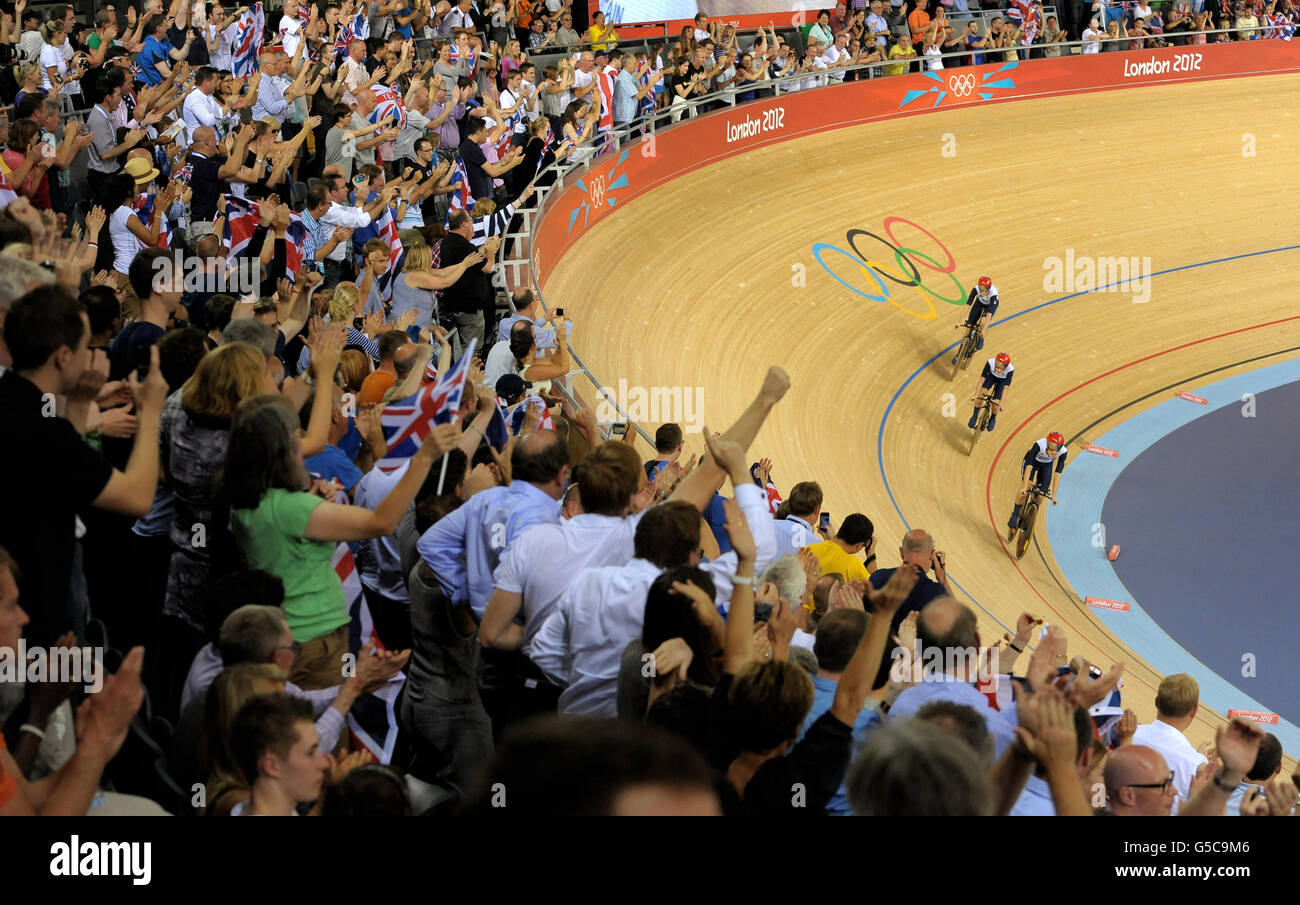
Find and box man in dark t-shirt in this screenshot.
[0,286,168,646]
[458,122,495,202]
[869,529,951,688]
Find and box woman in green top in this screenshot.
[221,386,460,691]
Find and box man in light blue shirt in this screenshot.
[799,609,884,815]
[251,51,294,125]
[496,288,572,351]
[612,55,652,125]
[417,430,569,619]
[772,481,824,555]
[888,597,1019,758]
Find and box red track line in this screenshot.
[982,313,1300,671]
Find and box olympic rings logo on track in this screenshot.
[811,216,964,321]
[949,73,976,97]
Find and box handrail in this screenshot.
[509,26,1278,445]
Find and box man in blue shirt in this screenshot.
[888,596,1019,759]
[800,609,885,815]
[137,19,178,87]
[417,430,569,619]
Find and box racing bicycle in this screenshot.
[951,321,981,380]
[1007,486,1052,560]
[967,389,1000,456]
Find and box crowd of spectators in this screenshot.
[0,0,1294,819]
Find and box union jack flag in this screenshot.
[449,44,477,69]
[1018,1,1041,44]
[222,194,262,257]
[375,337,478,472]
[233,2,266,78]
[285,215,310,282]
[369,84,408,131]
[133,194,172,249]
[484,400,510,452]
[595,69,616,133]
[447,155,475,214]
[175,162,194,185]
[508,395,555,433]
[1266,12,1295,38]
[751,464,784,516]
[334,9,371,55]
[637,69,657,119]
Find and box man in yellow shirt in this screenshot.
[803,513,876,583]
[884,34,917,76]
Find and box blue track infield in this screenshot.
[1048,359,1300,750]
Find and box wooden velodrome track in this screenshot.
[540,73,1300,762]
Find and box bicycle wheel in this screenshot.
[960,334,976,371]
[1014,500,1037,560]
[953,333,972,380]
[968,405,986,456]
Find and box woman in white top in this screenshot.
[922,23,944,70]
[492,322,570,393]
[39,21,69,93]
[105,166,178,282]
[1132,1,1154,22]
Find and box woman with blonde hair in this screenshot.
[152,342,273,702]
[201,662,288,816]
[14,61,55,108]
[389,241,486,327]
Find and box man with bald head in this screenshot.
[419,429,570,618]
[869,528,952,687]
[188,124,257,246]
[1104,745,1177,816]
[887,596,1019,757]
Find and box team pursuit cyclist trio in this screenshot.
[956,276,1069,536]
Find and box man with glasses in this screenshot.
[175,604,408,757]
[555,12,581,45]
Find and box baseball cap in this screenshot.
[495,373,530,403]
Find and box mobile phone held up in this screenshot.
[610,422,627,436]
[753,602,773,623]
[819,512,830,532]
[554,307,564,317]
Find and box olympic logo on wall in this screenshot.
[811,216,965,321]
[949,73,976,97]
[588,175,606,209]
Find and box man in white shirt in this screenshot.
[340,39,371,106]
[1130,673,1208,807]
[18,11,44,62]
[278,0,306,58]
[800,42,829,91]
[822,32,852,80]
[182,67,223,146]
[527,430,781,717]
[570,51,596,108]
[319,171,397,285]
